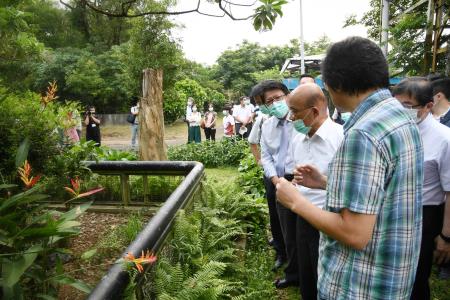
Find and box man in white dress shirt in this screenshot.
[257,80,300,288]
[286,83,344,300]
[393,77,450,300]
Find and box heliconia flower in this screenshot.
[40,80,58,107]
[64,176,104,200]
[124,250,157,273]
[18,160,41,189]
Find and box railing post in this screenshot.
[120,174,131,206]
[143,175,149,204]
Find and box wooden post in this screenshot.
[139,69,167,161]
[120,174,130,206]
[143,175,149,204]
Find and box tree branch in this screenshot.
[217,0,253,21]
[59,0,74,10]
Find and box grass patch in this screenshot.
[205,167,239,186]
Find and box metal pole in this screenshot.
[299,0,305,75]
[381,0,389,57]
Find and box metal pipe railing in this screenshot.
[85,161,205,300]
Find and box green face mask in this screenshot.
[293,119,311,134]
[260,104,271,115]
[271,100,289,119]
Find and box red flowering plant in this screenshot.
[64,176,104,206]
[17,160,41,189]
[123,250,157,273]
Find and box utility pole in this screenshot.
[299,0,305,75]
[381,0,390,57]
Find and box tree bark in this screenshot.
[139,69,167,161]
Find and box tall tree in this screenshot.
[345,0,449,75]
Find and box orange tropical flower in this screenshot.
[64,177,104,200]
[40,80,58,107]
[124,250,157,273]
[18,160,41,189]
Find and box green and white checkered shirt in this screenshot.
[318,89,423,300]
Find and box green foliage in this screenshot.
[168,138,248,167]
[0,89,59,176]
[349,0,449,75]
[238,153,265,198]
[0,1,44,88]
[0,182,92,299]
[145,176,273,299]
[253,0,288,31]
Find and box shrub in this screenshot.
[0,88,59,176]
[238,152,265,198]
[168,138,248,167]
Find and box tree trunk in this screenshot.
[139,69,167,161]
[446,36,450,76]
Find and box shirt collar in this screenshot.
[418,113,433,130]
[311,117,335,141]
[343,88,392,133]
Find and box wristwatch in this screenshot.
[439,232,450,243]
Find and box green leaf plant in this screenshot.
[0,158,102,299]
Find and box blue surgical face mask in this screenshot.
[260,104,271,115]
[293,119,311,135]
[271,100,289,119]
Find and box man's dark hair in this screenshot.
[322,37,389,95]
[427,73,444,82]
[251,80,289,104]
[300,74,314,80]
[392,77,433,107]
[432,78,450,99]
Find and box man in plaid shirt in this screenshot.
[276,37,423,299]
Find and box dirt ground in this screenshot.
[58,212,129,300]
[101,118,225,150]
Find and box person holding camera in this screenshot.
[84,106,101,146]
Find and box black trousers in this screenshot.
[410,204,444,300]
[235,123,252,139]
[263,176,286,261]
[275,174,299,283]
[296,216,320,300]
[204,127,216,141]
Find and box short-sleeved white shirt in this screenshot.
[418,114,450,205]
[223,115,235,136]
[232,104,252,124]
[290,118,344,208]
[248,113,268,145]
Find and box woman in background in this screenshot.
[187,104,202,143]
[203,102,217,141]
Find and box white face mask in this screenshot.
[188,101,193,106]
[244,100,250,105]
[209,107,214,112]
[192,107,197,112]
[405,108,421,123]
[223,111,228,116]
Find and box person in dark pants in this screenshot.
[393,78,450,300]
[255,80,299,289]
[84,106,101,146]
[203,103,217,141]
[287,83,344,300]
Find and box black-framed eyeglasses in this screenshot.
[265,94,286,106]
[401,103,422,109]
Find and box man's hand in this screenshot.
[276,178,300,210]
[271,176,280,186]
[293,164,327,190]
[434,235,450,264]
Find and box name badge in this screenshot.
[91,124,96,127]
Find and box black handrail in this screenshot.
[85,161,205,300]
